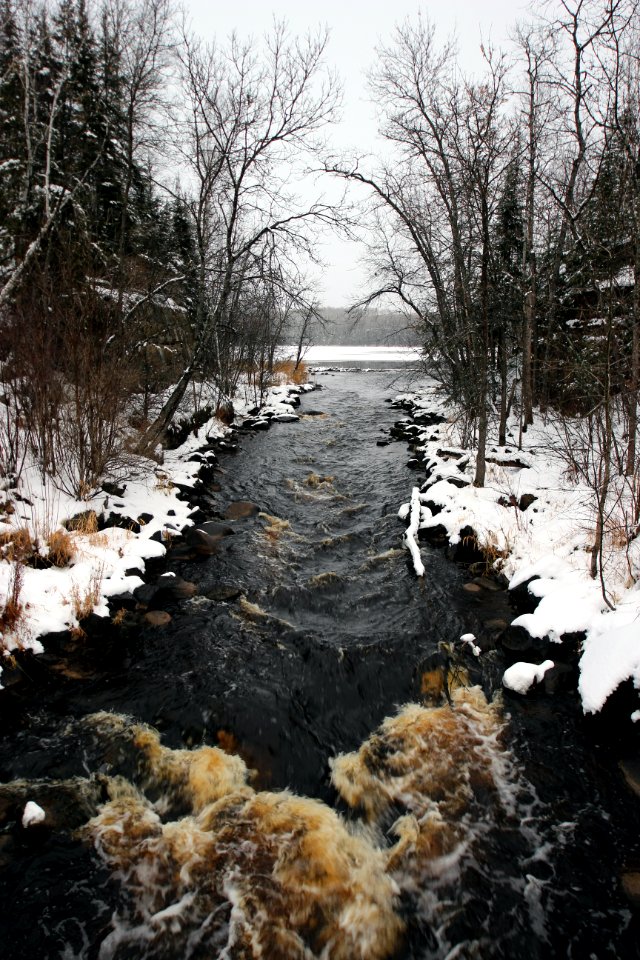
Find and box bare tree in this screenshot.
[328,17,511,484]
[139,22,341,450]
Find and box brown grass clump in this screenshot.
[305,472,334,489]
[0,561,25,645]
[270,359,309,385]
[47,529,75,567]
[65,511,99,535]
[0,527,34,562]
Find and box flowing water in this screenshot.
[0,369,639,959]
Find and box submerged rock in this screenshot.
[224,500,260,519]
[144,610,172,627]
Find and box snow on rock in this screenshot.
[579,615,640,714]
[460,633,481,656]
[503,660,554,695]
[403,487,425,577]
[22,801,46,828]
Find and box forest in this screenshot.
[0,0,639,591]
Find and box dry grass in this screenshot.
[270,359,309,385]
[70,565,104,621]
[0,561,25,646]
[47,529,75,567]
[0,527,34,562]
[67,511,99,535]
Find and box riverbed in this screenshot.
[0,369,638,959]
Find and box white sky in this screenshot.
[187,0,530,306]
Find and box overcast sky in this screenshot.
[187,0,529,306]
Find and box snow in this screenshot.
[503,660,555,695]
[395,379,640,717]
[22,801,46,827]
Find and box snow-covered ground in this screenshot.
[0,381,311,686]
[397,381,640,717]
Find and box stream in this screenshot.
[0,368,639,959]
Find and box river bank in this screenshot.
[390,382,640,732]
[0,380,314,689]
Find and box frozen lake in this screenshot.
[281,344,423,367]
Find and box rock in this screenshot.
[197,521,235,538]
[444,476,470,489]
[225,501,260,520]
[619,759,640,799]
[101,512,140,534]
[483,618,508,633]
[205,586,243,602]
[138,512,154,526]
[472,577,502,592]
[101,480,126,497]
[144,610,172,627]
[500,623,539,653]
[621,872,640,908]
[543,662,574,694]
[274,413,300,423]
[519,493,538,512]
[463,583,483,595]
[135,575,198,608]
[185,528,221,556]
[376,439,390,447]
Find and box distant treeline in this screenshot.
[287,308,419,347]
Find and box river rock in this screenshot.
[621,872,640,908]
[225,501,260,520]
[144,610,172,627]
[184,528,221,556]
[198,521,235,538]
[274,413,300,423]
[619,759,640,799]
[542,662,574,694]
[205,586,243,602]
[135,575,198,608]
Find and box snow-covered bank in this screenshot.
[395,381,640,718]
[0,381,313,685]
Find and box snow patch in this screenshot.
[503,660,554,695]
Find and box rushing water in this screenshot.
[0,369,639,959]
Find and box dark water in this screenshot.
[0,370,639,959]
